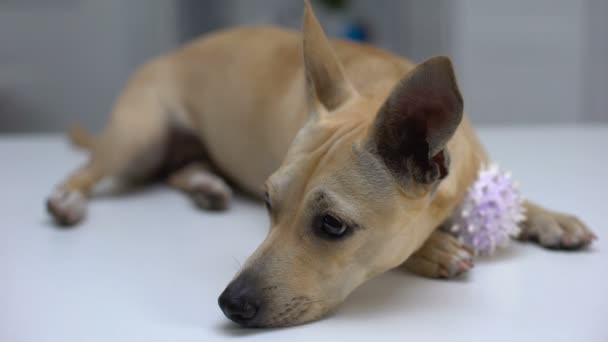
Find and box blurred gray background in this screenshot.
[1,0,606,133]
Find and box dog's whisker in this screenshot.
[305,299,325,305]
[301,296,327,306]
[231,256,242,271]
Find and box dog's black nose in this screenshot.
[218,282,261,325]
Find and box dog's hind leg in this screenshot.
[167,162,232,211]
[47,67,171,226]
[47,160,103,226]
[47,120,166,226]
[516,201,596,250]
[402,230,474,279]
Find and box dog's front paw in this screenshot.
[518,206,596,250]
[189,174,232,211]
[46,189,87,226]
[402,230,474,279]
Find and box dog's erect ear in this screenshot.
[369,56,463,186]
[302,0,356,113]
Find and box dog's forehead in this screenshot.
[350,142,395,199]
[269,132,395,213]
[267,158,307,192]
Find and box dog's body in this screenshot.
[47,2,595,328]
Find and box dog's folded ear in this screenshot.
[368,56,463,187]
[302,0,356,113]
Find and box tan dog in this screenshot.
[47,1,595,327]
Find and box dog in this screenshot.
[47,1,596,327]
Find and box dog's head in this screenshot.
[219,1,463,327]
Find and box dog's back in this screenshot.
[160,26,417,192]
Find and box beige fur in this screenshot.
[47,1,595,327]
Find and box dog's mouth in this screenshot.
[258,296,322,328]
[218,274,328,328]
[218,292,325,328]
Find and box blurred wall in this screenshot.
[583,0,608,122]
[450,0,586,124]
[0,0,177,132]
[0,0,605,133]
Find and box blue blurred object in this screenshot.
[343,21,368,42]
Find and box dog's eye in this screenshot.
[263,192,271,211]
[319,214,348,238]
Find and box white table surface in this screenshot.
[1,125,607,342]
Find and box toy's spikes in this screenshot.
[444,164,525,255]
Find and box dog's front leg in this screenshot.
[167,162,232,211]
[402,230,474,279]
[517,201,596,250]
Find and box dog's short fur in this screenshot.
[47,1,595,327]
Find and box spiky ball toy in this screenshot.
[445,164,525,255]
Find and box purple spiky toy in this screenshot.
[446,164,526,255]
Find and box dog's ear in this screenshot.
[302,0,356,113]
[369,56,463,187]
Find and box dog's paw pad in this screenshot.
[189,175,232,211]
[46,189,87,226]
[521,212,596,250]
